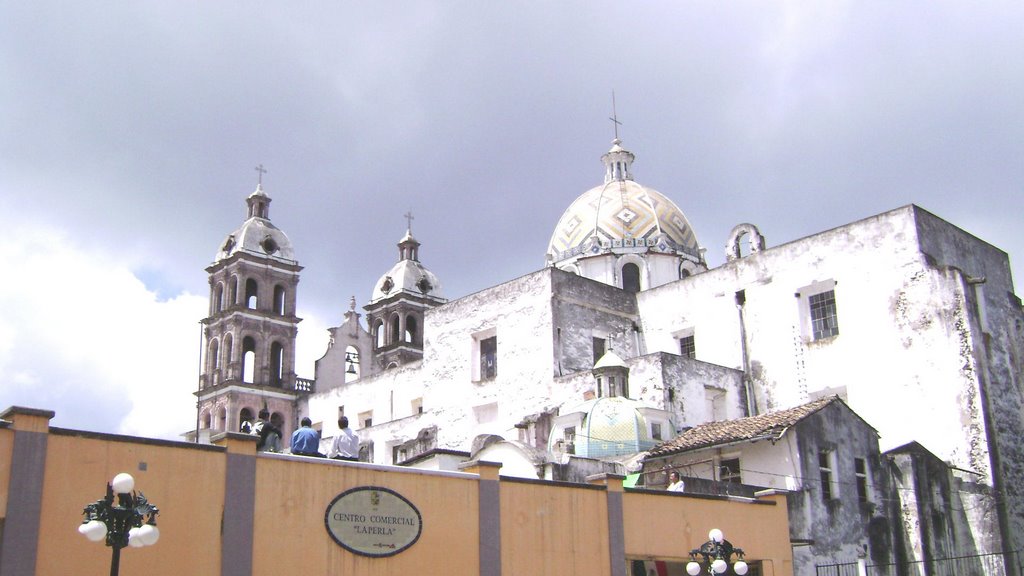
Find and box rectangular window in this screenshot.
[563,426,576,443]
[809,290,839,340]
[480,336,497,379]
[473,329,498,381]
[819,449,837,501]
[593,336,607,365]
[411,398,423,416]
[679,335,696,359]
[855,457,870,503]
[651,422,663,441]
[720,458,741,483]
[359,410,373,429]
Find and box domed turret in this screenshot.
[546,139,706,291]
[364,221,447,371]
[369,230,444,304]
[548,397,673,458]
[214,184,296,263]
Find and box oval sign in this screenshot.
[324,486,423,557]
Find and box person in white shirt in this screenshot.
[666,471,685,492]
[329,416,360,461]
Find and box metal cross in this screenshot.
[254,164,267,185]
[609,92,622,140]
[404,211,414,233]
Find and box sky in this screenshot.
[1,2,1022,440]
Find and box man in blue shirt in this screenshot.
[290,417,322,457]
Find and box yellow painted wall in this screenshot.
[0,415,794,576]
[624,491,794,575]
[501,481,611,575]
[253,456,480,574]
[35,432,226,575]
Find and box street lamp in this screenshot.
[79,473,160,576]
[686,528,748,575]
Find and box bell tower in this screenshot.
[194,176,306,442]
[364,218,447,371]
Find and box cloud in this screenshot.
[0,218,206,439]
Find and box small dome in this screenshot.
[214,184,295,263]
[593,350,627,370]
[369,229,445,304]
[547,140,701,266]
[370,259,445,303]
[550,397,660,458]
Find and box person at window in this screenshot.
[290,417,322,457]
[329,416,360,461]
[666,471,685,492]
[252,409,281,452]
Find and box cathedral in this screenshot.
[195,137,1024,574]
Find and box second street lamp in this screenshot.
[686,528,748,575]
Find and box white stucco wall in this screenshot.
[638,207,994,476]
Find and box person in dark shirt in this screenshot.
[252,409,282,452]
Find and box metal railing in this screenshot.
[816,550,1020,576]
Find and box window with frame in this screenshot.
[819,449,838,501]
[679,335,696,359]
[809,290,839,340]
[473,330,498,381]
[359,410,373,429]
[854,457,870,503]
[719,458,741,483]
[593,336,607,365]
[651,422,663,441]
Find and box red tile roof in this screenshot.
[648,396,842,457]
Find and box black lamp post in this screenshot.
[686,528,748,575]
[79,473,160,576]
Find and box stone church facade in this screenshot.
[198,137,1024,572]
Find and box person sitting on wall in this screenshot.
[328,416,360,461]
[290,417,323,457]
[666,470,685,492]
[252,409,282,452]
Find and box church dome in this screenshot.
[214,184,296,263]
[549,396,661,458]
[369,230,445,303]
[546,140,701,266]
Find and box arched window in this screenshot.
[218,407,227,430]
[373,319,385,349]
[405,315,418,344]
[344,346,361,383]
[208,340,220,375]
[273,285,286,315]
[390,314,400,346]
[239,408,254,432]
[245,279,258,309]
[213,282,224,313]
[270,341,284,387]
[622,263,641,293]
[201,411,212,429]
[242,336,257,384]
[228,276,238,307]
